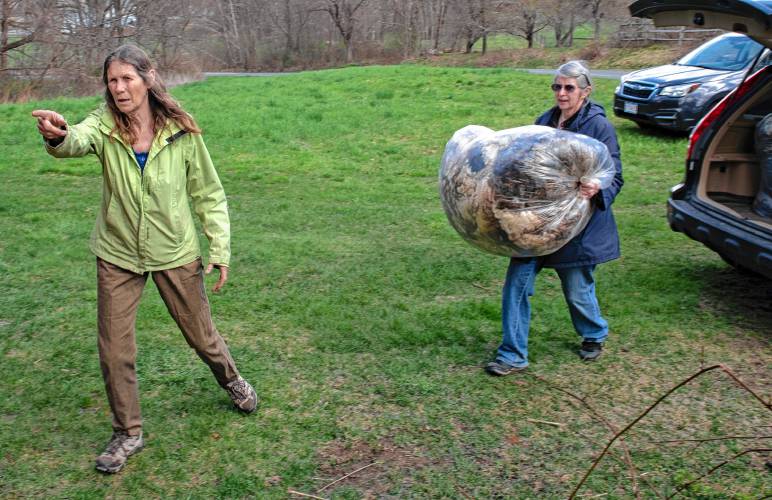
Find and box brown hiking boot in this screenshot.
[95,431,144,473]
[225,377,258,413]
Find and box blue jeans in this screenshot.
[496,259,608,367]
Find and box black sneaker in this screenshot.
[579,341,603,361]
[485,360,527,376]
[95,431,144,473]
[225,377,258,413]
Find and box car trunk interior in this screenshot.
[697,77,772,227]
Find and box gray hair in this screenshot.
[555,60,592,90]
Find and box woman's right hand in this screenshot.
[31,110,68,140]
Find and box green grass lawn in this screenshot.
[0,66,770,498]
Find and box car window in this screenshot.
[678,34,764,71]
[752,49,772,73]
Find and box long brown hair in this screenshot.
[102,44,200,145]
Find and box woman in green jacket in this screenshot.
[32,44,257,474]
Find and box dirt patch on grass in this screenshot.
[313,437,438,497]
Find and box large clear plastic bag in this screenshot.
[753,114,772,218]
[439,125,616,257]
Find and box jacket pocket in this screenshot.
[104,193,124,242]
[171,192,183,246]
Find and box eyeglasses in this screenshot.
[551,83,578,92]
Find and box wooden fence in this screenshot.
[615,21,724,47]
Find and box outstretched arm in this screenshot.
[33,108,103,158]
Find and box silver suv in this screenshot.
[613,32,769,132]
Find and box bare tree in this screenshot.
[546,0,581,47]
[585,0,627,41]
[133,0,200,70]
[1,0,57,71]
[385,0,421,58]
[429,0,450,51]
[500,0,550,49]
[313,0,369,63]
[455,0,487,54]
[267,0,315,65]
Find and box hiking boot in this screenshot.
[225,377,258,413]
[579,341,603,362]
[485,360,528,376]
[95,431,144,474]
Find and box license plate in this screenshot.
[624,101,638,114]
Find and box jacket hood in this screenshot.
[576,101,607,127]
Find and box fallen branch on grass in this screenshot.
[472,282,496,292]
[569,364,771,499]
[527,418,566,428]
[651,435,772,444]
[287,489,328,500]
[524,373,643,499]
[317,461,380,493]
[667,448,772,498]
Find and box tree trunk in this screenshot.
[525,14,535,49]
[464,33,478,53]
[554,22,564,48]
[345,34,353,62]
[1,0,9,70]
[321,0,368,64]
[432,1,447,51]
[284,1,293,61]
[479,0,486,54]
[592,0,602,41]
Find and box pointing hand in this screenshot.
[32,110,68,140]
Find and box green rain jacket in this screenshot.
[45,107,230,274]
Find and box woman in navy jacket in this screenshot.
[486,60,624,375]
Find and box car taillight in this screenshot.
[686,66,769,160]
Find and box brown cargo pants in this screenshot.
[96,257,240,436]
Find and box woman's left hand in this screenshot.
[206,263,229,292]
[580,179,600,199]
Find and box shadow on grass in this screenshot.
[625,122,690,140]
[696,266,772,334]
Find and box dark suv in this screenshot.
[630,0,772,279]
[613,32,769,132]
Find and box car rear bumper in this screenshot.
[667,197,772,278]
